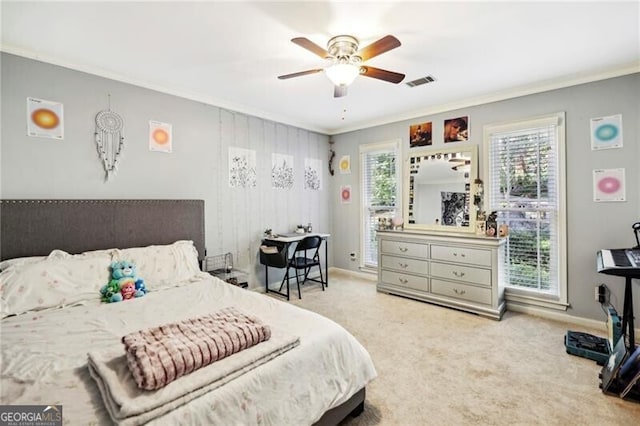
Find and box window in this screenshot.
[484,113,567,309]
[360,140,400,269]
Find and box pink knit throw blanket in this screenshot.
[122,307,271,390]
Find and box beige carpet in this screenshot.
[279,270,640,425]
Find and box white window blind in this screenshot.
[360,141,399,267]
[487,114,565,299]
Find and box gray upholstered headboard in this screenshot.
[0,200,205,262]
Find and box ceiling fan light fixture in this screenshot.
[325,63,360,87]
[281,34,403,96]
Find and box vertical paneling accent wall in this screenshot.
[0,53,330,288]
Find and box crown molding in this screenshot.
[0,45,327,135]
[3,45,638,136]
[331,61,640,135]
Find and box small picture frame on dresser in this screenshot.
[485,211,498,237]
[486,221,497,237]
[475,220,486,236]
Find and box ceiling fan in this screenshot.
[278,34,405,98]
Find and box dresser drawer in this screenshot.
[431,279,492,305]
[431,245,491,266]
[381,240,429,259]
[381,270,428,292]
[430,261,491,286]
[381,255,429,276]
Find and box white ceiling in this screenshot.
[2,1,639,135]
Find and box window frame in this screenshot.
[483,112,568,310]
[359,139,401,270]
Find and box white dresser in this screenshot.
[377,230,506,320]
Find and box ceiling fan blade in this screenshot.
[360,66,405,84]
[278,69,323,80]
[291,37,330,59]
[334,85,348,98]
[357,35,401,61]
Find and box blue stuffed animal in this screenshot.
[100,260,147,303]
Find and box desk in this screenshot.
[261,233,330,299]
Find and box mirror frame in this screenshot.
[403,145,478,232]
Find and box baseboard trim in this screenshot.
[261,268,640,338]
[329,266,377,282]
[507,302,640,337]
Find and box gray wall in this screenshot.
[330,73,640,322]
[3,52,639,322]
[0,53,331,289]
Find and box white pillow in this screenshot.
[47,248,119,260]
[0,253,111,318]
[111,240,201,288]
[0,249,75,272]
[0,256,47,272]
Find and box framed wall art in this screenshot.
[339,155,351,174]
[304,158,322,190]
[229,147,257,188]
[272,153,294,189]
[27,97,64,139]
[591,114,622,150]
[593,168,625,202]
[149,120,172,153]
[444,116,468,143]
[410,121,432,147]
[341,185,352,204]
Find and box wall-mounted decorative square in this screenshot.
[591,114,622,150]
[593,168,625,202]
[409,121,432,147]
[229,147,257,188]
[339,155,351,174]
[149,120,172,153]
[341,185,352,204]
[27,97,64,139]
[444,116,468,143]
[272,153,294,189]
[304,158,322,190]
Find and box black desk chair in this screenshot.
[285,235,326,299]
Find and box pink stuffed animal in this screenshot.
[120,279,136,300]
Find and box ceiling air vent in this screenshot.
[406,75,436,88]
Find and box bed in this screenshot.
[0,199,376,425]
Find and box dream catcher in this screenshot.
[95,96,124,180]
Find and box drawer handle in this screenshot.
[452,252,466,258]
[398,278,408,284]
[398,263,409,269]
[452,271,466,278]
[453,288,466,295]
[399,247,408,252]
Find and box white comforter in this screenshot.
[0,274,377,425]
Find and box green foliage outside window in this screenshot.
[365,152,397,265]
[506,226,552,291]
[371,154,397,207]
[496,133,555,292]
